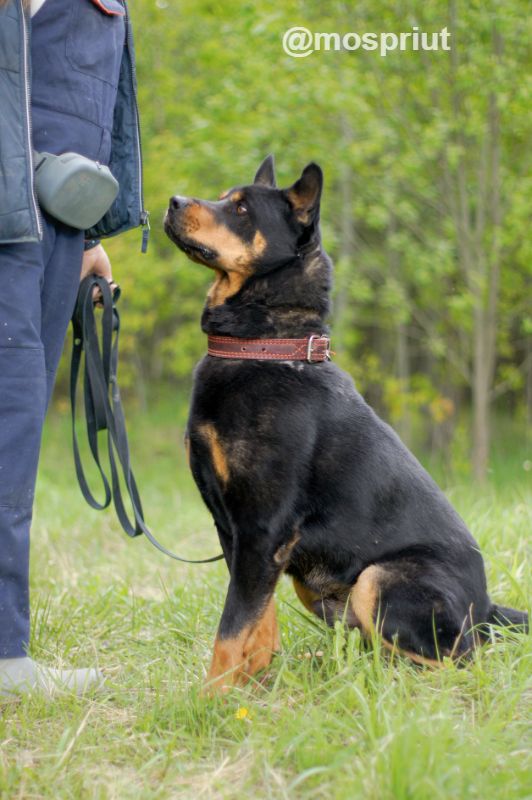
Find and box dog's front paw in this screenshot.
[203,598,280,695]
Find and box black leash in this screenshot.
[70,276,224,564]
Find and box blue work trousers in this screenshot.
[0,218,83,656]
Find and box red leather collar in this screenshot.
[207,334,332,362]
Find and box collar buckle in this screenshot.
[307,334,331,363]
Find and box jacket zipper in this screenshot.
[123,0,150,252]
[20,0,42,239]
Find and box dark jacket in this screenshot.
[0,0,148,245]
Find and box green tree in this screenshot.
[60,0,530,480]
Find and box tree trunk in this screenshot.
[526,336,532,432]
[388,213,411,444]
[448,1,502,481]
[471,28,503,481]
[334,115,357,357]
[472,310,491,480]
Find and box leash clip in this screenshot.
[307,334,331,363]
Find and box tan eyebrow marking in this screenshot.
[218,189,244,202]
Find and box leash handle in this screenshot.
[71,276,224,564]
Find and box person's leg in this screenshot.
[39,217,85,406]
[0,218,102,698]
[0,240,46,659]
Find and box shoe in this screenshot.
[0,657,104,700]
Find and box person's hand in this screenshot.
[80,243,119,304]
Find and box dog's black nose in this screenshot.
[170,196,181,210]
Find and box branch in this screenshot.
[490,353,532,401]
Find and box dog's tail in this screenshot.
[486,603,529,633]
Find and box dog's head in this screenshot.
[164,156,323,306]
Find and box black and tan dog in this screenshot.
[164,156,528,692]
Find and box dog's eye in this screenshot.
[235,202,248,215]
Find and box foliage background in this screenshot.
[56,0,531,480]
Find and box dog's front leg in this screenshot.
[205,533,282,694]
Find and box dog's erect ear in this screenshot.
[285,163,323,225]
[254,154,277,188]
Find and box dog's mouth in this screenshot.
[176,237,217,264]
[164,215,218,266]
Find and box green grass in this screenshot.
[0,405,530,799]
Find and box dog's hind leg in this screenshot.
[293,578,359,627]
[349,562,477,666]
[292,577,320,615]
